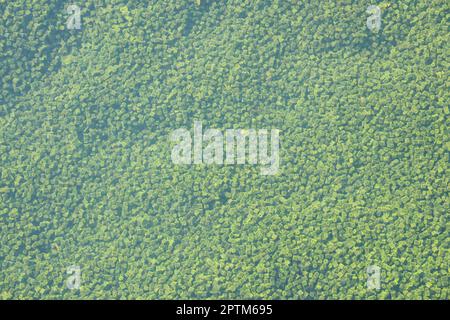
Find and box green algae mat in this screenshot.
[0,1,448,299]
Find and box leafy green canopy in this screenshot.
[0,0,448,299]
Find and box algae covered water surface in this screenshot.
[0,0,448,299]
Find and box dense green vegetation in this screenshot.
[0,0,448,299]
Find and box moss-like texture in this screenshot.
[0,0,448,299]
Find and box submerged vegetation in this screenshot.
[0,0,448,299]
